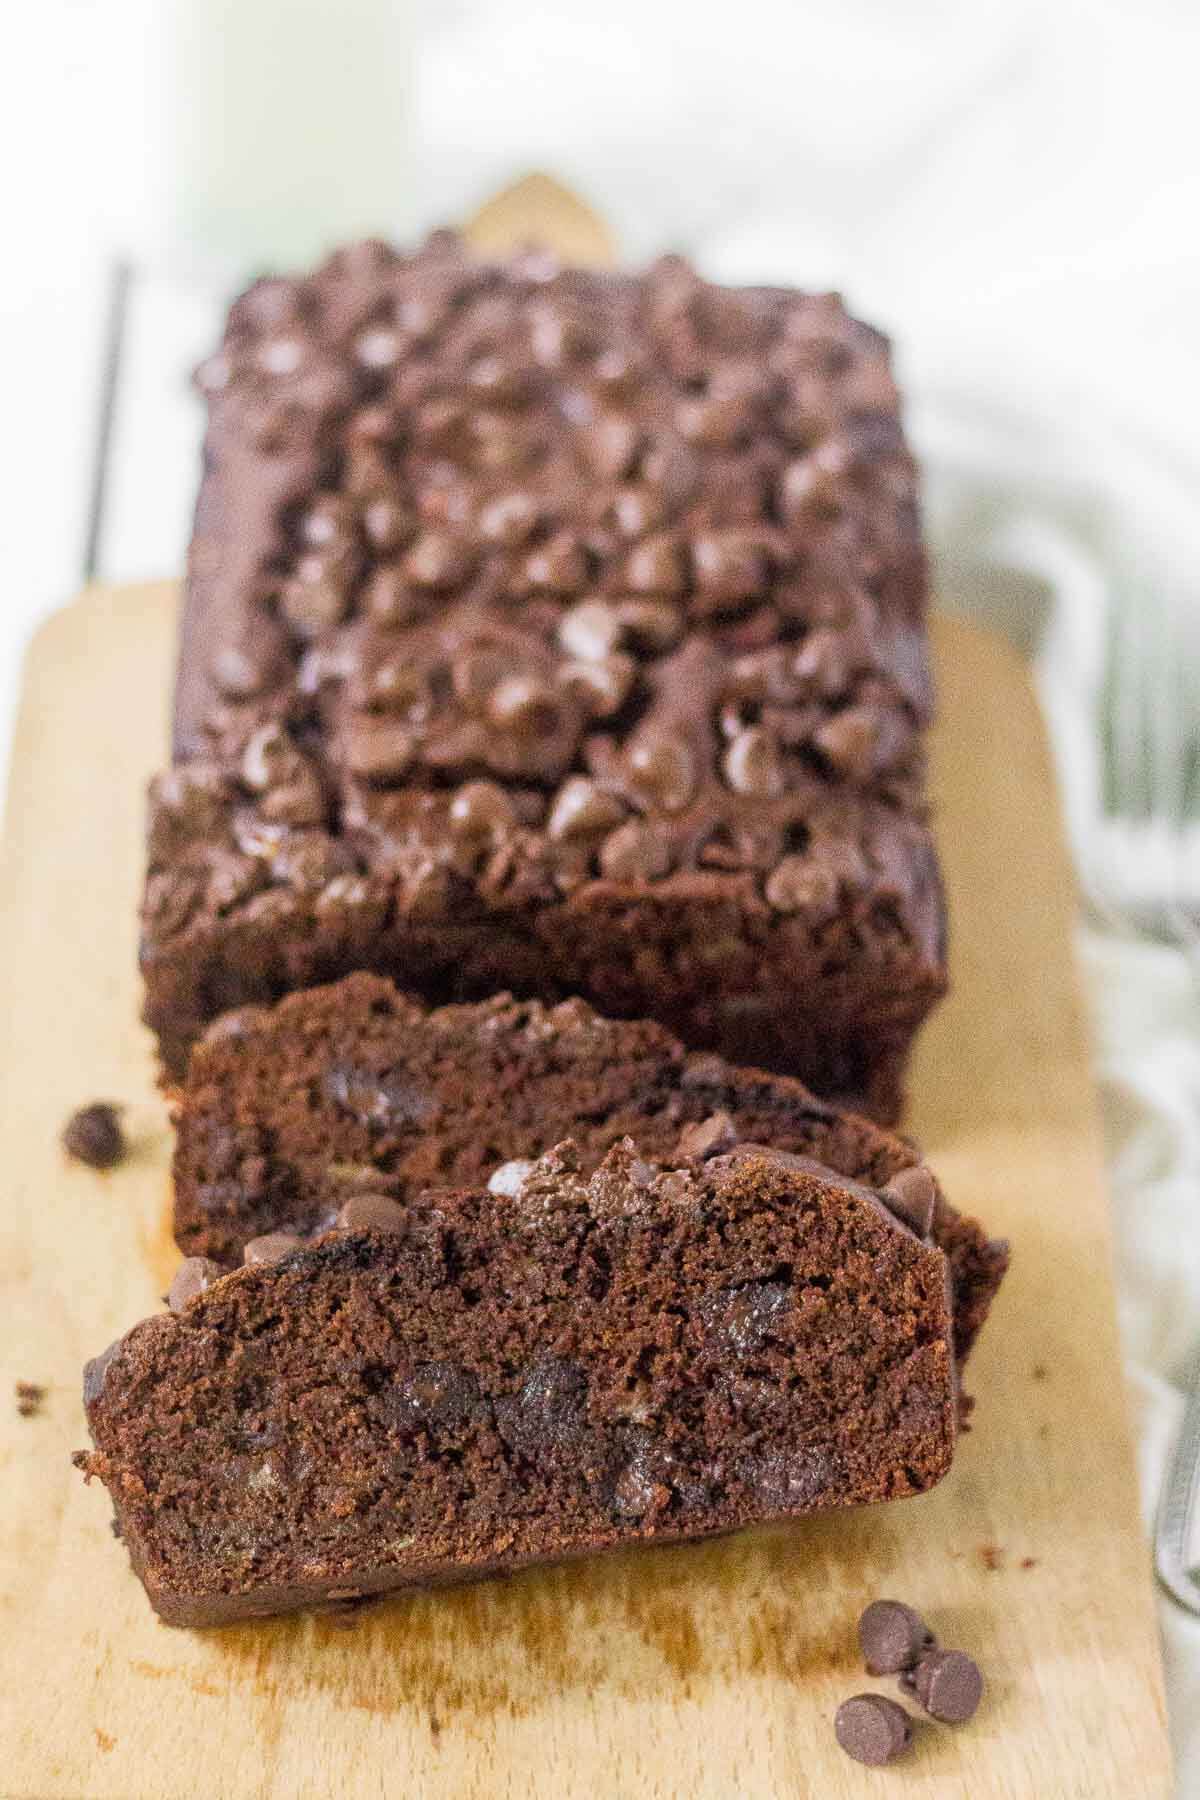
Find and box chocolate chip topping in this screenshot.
[903,1648,984,1724]
[151,234,942,1049]
[168,1257,224,1313]
[834,1694,914,1767]
[880,1166,937,1238]
[857,1599,936,1674]
[243,1232,305,1265]
[336,1193,408,1233]
[487,1159,535,1197]
[676,1111,738,1161]
[62,1102,126,1170]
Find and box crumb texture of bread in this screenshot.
[173,974,1006,1366]
[81,1143,956,1626]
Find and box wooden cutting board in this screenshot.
[0,184,1173,1798]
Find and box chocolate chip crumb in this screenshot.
[834,1694,913,1766]
[857,1599,936,1674]
[903,1648,983,1724]
[15,1381,45,1418]
[62,1103,126,1169]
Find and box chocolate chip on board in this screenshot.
[858,1598,937,1674]
[834,1694,914,1767]
[62,1102,126,1170]
[903,1648,984,1724]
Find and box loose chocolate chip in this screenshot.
[448,780,517,838]
[244,1233,305,1266]
[168,1257,224,1313]
[723,726,786,797]
[858,1600,936,1675]
[626,732,696,812]
[880,1167,937,1238]
[904,1649,983,1724]
[676,1111,737,1161]
[15,1380,46,1418]
[834,1695,913,1767]
[487,1159,535,1197]
[558,599,622,662]
[764,854,841,918]
[478,490,540,547]
[547,777,627,841]
[624,532,687,596]
[815,706,881,781]
[336,1194,408,1233]
[62,1103,126,1170]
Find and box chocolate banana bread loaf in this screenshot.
[174,974,1006,1368]
[78,1141,957,1627]
[142,232,945,1120]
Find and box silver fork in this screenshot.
[1085,568,1200,1613]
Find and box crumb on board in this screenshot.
[61,1101,127,1170]
[1021,1556,1038,1570]
[1031,1363,1049,1381]
[978,1543,1005,1572]
[15,1381,46,1418]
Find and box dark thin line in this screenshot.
[82,257,133,584]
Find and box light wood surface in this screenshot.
[0,175,1172,1797]
[0,589,1171,1798]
